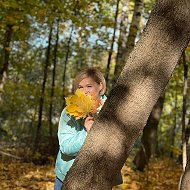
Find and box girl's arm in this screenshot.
[58,109,87,157]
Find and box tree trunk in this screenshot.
[180,157,190,190]
[181,51,188,171]
[185,120,190,145]
[113,0,144,85]
[62,25,74,109]
[0,24,13,99]
[34,25,53,151]
[49,18,59,138]
[112,0,129,85]
[124,0,144,61]
[104,0,120,84]
[62,1,79,109]
[133,92,165,171]
[177,52,189,189]
[179,121,190,189]
[63,1,190,189]
[170,81,178,158]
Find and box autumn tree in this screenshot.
[113,0,144,84]
[63,0,190,189]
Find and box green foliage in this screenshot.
[3,0,187,161]
[158,54,190,157]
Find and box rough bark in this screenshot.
[133,93,165,171]
[63,1,190,189]
[180,157,190,190]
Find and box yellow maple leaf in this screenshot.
[65,89,101,119]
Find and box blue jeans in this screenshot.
[54,177,63,190]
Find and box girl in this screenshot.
[54,68,107,190]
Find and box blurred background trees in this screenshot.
[0,0,190,170]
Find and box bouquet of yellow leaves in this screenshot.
[65,89,102,120]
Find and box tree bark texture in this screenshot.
[63,1,190,189]
[180,157,190,190]
[133,93,165,171]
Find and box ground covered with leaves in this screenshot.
[0,154,182,190]
[115,157,182,190]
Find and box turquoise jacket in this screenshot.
[54,96,106,182]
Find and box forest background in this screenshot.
[0,0,190,189]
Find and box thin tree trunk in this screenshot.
[34,25,53,151]
[113,0,144,85]
[181,51,188,171]
[0,25,13,100]
[112,0,129,85]
[133,92,165,171]
[170,81,178,158]
[104,0,120,84]
[124,0,144,61]
[185,120,190,144]
[62,25,74,109]
[62,1,79,109]
[63,1,190,189]
[49,18,59,138]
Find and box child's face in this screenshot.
[78,77,103,99]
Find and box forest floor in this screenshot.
[0,148,182,190]
[0,142,182,190]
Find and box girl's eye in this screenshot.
[87,85,92,88]
[78,86,83,89]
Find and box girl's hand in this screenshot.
[84,116,94,132]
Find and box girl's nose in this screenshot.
[84,89,89,95]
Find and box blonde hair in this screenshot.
[73,68,106,95]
